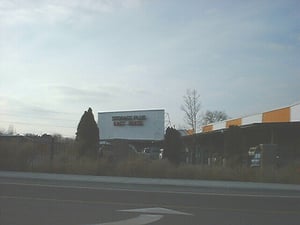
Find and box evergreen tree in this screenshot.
[76,107,99,157]
[163,127,183,165]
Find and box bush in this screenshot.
[0,141,39,171]
[1,139,300,184]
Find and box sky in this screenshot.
[0,0,300,137]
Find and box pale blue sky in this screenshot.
[0,0,299,137]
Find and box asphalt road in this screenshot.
[0,172,300,225]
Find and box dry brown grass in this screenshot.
[1,142,299,184]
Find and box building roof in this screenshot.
[178,129,195,136]
[202,102,300,133]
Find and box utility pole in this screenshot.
[165,112,173,128]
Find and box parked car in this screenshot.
[143,147,161,160]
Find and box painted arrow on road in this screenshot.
[90,207,192,225]
[95,214,163,225]
[119,207,192,215]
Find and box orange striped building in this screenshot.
[182,103,300,165]
[202,103,300,133]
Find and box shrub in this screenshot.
[1,139,299,184]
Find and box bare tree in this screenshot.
[7,124,15,135]
[181,89,201,133]
[202,110,229,125]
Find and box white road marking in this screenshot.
[89,214,163,225]
[119,207,192,216]
[89,207,191,225]
[1,181,300,199]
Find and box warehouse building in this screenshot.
[183,103,300,165]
